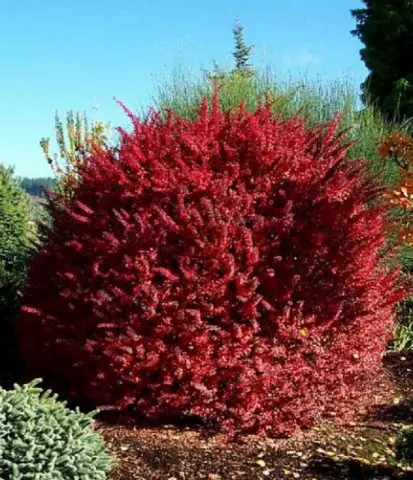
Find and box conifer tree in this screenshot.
[351,0,413,120]
[0,164,31,381]
[232,20,254,75]
[0,165,31,312]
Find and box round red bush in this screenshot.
[17,98,404,436]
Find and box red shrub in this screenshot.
[17,98,404,436]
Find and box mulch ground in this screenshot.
[2,351,413,479]
[98,352,413,480]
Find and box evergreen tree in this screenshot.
[232,20,254,75]
[0,165,31,302]
[351,0,413,121]
[0,165,31,382]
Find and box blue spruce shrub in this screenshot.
[0,379,114,479]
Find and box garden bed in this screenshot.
[99,351,413,480]
[2,351,413,479]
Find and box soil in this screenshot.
[98,351,413,480]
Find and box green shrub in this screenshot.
[0,379,114,479]
[396,426,413,463]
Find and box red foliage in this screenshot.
[17,98,405,436]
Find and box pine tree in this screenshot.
[351,0,413,121]
[232,20,254,75]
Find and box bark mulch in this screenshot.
[98,351,413,480]
[3,350,413,479]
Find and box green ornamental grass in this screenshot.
[153,66,407,184]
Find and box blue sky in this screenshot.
[1,0,366,177]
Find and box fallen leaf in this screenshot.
[300,328,308,337]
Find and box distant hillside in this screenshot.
[19,177,56,197]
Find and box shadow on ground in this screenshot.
[307,454,410,480]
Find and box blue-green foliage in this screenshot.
[0,379,114,480]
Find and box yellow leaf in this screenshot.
[256,459,266,467]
